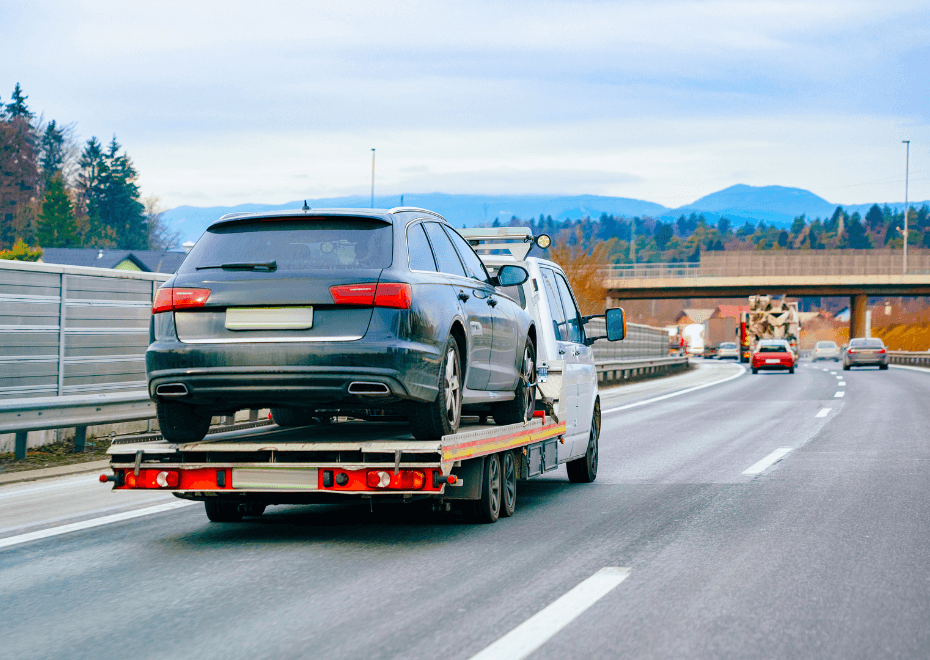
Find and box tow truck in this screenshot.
[102,226,625,523]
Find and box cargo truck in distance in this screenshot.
[103,218,626,524]
[739,295,800,363]
[702,316,738,359]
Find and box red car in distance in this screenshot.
[751,339,795,374]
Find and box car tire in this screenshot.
[157,400,212,443]
[567,400,600,484]
[204,499,243,523]
[409,337,462,440]
[492,340,536,426]
[500,451,517,518]
[751,367,758,374]
[271,407,315,427]
[471,454,502,523]
[789,366,795,374]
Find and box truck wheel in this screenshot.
[500,451,517,518]
[492,340,536,426]
[880,364,888,370]
[157,400,212,443]
[567,401,600,484]
[204,499,243,523]
[410,338,462,440]
[843,364,850,371]
[472,454,502,523]
[271,407,315,427]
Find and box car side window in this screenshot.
[443,225,491,284]
[554,273,583,344]
[540,268,568,342]
[407,223,437,272]
[422,223,467,278]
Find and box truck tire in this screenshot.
[880,364,889,370]
[492,340,536,426]
[843,364,850,371]
[240,501,266,517]
[271,407,315,427]
[204,499,243,523]
[157,400,212,443]
[567,400,600,484]
[471,454,502,523]
[500,451,517,518]
[410,338,462,440]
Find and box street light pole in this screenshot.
[371,148,376,209]
[903,140,910,274]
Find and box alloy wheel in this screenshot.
[444,348,461,427]
[488,454,502,515]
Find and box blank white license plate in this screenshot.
[231,468,318,489]
[766,358,781,364]
[225,306,313,330]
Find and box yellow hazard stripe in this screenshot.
[443,422,567,462]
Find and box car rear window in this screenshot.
[758,343,789,353]
[180,217,393,273]
[816,341,837,348]
[720,342,737,349]
[850,339,884,348]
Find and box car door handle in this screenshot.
[572,348,581,356]
[558,348,566,355]
[458,292,469,302]
[487,299,497,307]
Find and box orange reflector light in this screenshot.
[366,469,425,490]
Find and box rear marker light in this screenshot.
[156,471,180,488]
[153,287,211,313]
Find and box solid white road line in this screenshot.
[603,365,746,414]
[835,391,845,397]
[743,447,793,475]
[468,567,631,660]
[0,475,95,500]
[816,408,831,418]
[0,500,196,550]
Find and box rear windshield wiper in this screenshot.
[196,261,277,271]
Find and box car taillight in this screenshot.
[877,348,886,354]
[848,349,856,354]
[153,288,211,313]
[330,283,412,309]
[366,469,425,489]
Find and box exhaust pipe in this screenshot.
[348,382,391,395]
[155,383,189,397]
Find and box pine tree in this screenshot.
[36,173,78,247]
[39,120,66,187]
[0,85,40,249]
[5,83,33,120]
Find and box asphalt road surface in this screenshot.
[2,360,929,660]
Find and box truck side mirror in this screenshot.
[606,308,626,341]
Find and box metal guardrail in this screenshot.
[889,351,930,367]
[596,355,689,382]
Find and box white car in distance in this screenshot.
[461,228,625,482]
[812,340,841,362]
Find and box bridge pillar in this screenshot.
[850,294,868,340]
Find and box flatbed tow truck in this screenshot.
[102,225,622,523]
[103,413,567,523]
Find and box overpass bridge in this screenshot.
[603,249,930,338]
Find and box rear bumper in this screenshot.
[752,361,793,370]
[147,339,439,409]
[845,355,888,366]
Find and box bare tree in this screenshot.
[144,196,180,250]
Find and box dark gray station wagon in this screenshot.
[148,207,537,442]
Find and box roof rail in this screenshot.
[387,207,447,221]
[218,211,257,221]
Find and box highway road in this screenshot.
[2,360,929,660]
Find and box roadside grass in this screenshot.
[0,437,113,474]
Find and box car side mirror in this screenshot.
[495,264,529,287]
[606,308,626,341]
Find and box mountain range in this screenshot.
[162,185,928,245]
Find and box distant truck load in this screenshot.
[682,323,705,356]
[738,295,800,362]
[702,316,738,359]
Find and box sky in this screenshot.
[3,0,929,210]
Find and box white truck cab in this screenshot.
[461,228,625,480]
